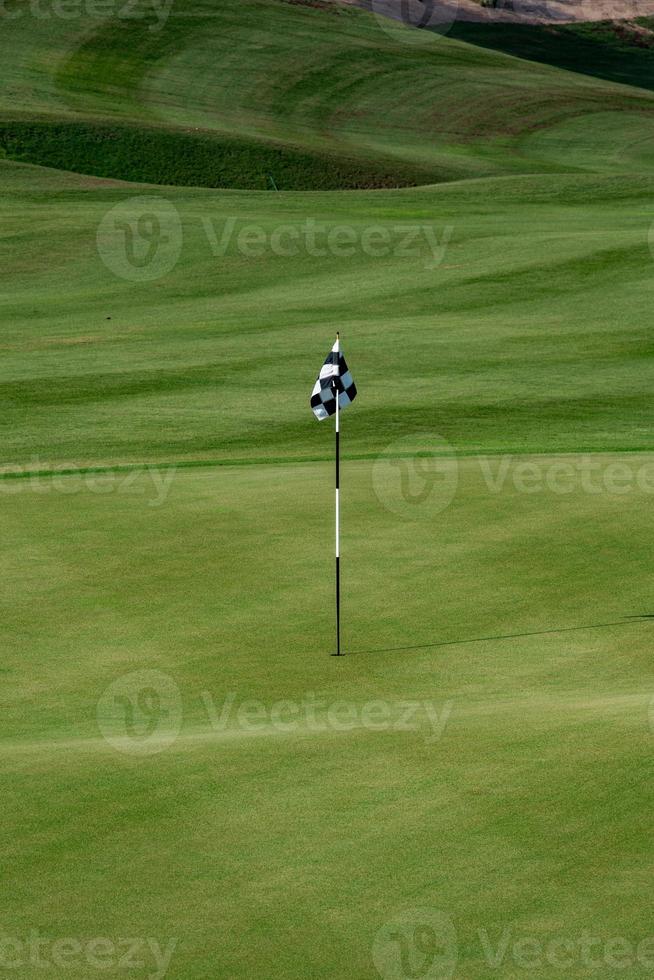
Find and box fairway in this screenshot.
[3,0,654,977]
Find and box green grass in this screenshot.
[2,164,654,466]
[5,0,654,186]
[0,118,439,189]
[450,18,654,93]
[4,0,654,976]
[3,457,654,978]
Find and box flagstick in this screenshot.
[333,335,342,657]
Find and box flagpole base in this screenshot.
[331,652,344,657]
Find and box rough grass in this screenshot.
[450,17,654,92]
[3,0,654,187]
[0,119,439,190]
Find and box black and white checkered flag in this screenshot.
[310,334,357,656]
[310,337,357,421]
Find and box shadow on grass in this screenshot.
[350,617,653,656]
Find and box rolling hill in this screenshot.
[4,0,654,187]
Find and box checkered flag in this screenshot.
[310,334,357,656]
[310,336,357,421]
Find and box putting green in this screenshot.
[3,457,654,978]
[3,0,654,976]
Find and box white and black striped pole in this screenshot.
[333,333,342,657]
[311,331,356,656]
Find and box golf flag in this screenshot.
[310,337,357,421]
[310,334,357,656]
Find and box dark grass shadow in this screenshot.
[349,617,654,656]
[447,22,654,97]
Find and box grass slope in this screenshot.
[2,163,654,466]
[0,119,437,190]
[450,17,654,93]
[4,0,654,186]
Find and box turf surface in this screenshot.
[5,0,654,186]
[3,1,654,978]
